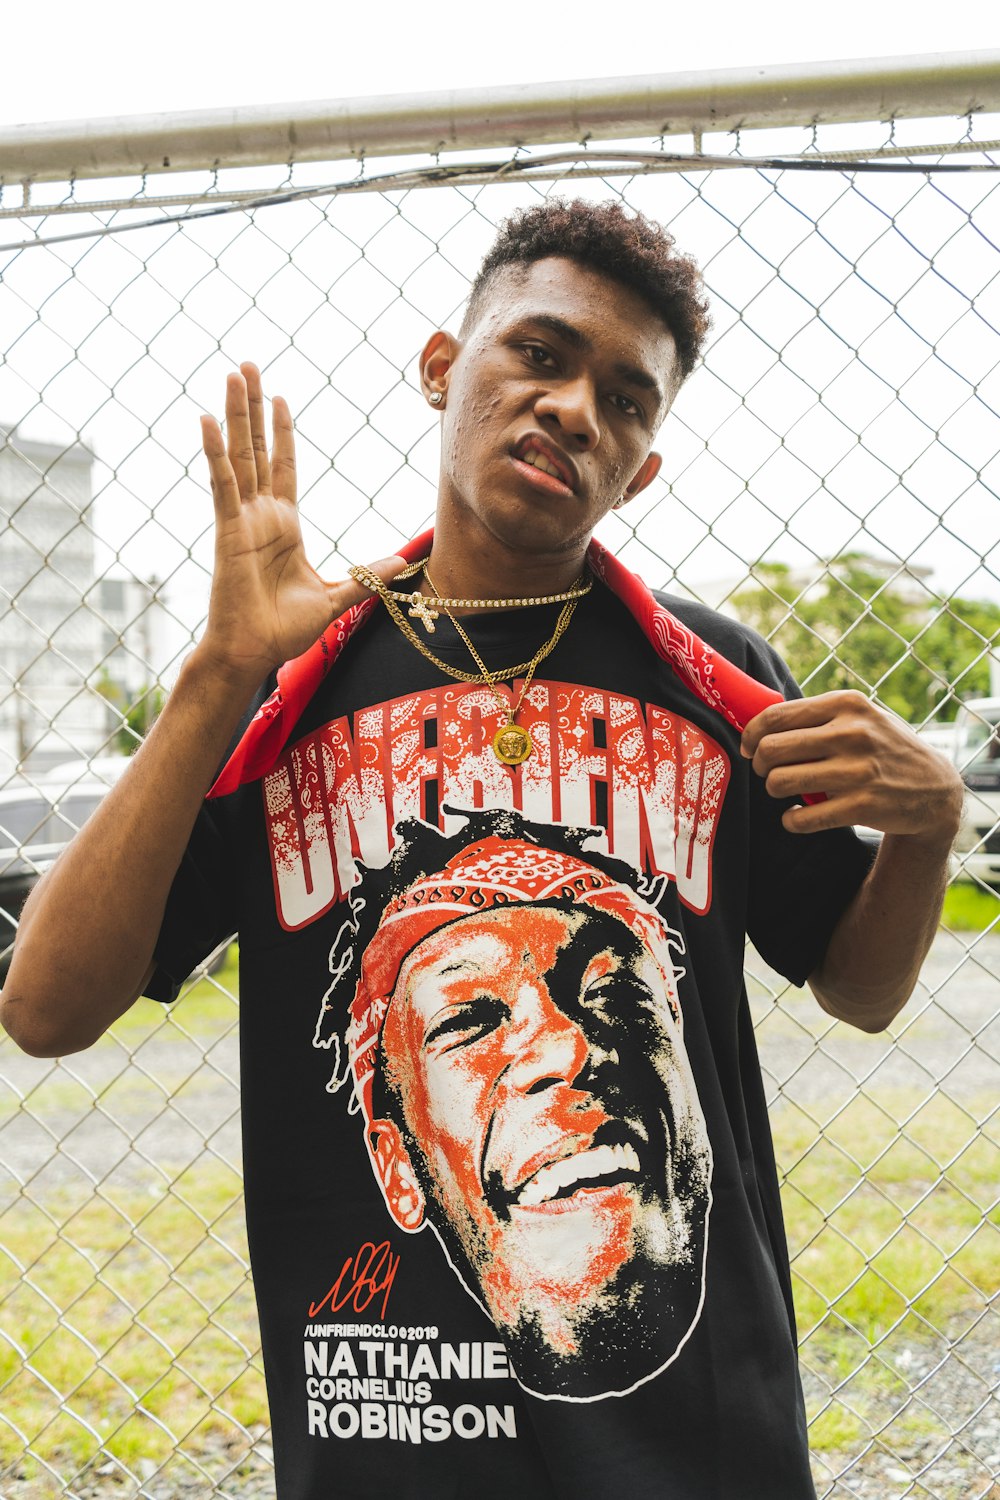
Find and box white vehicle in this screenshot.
[0,763,130,977]
[951,698,1000,889]
[1,756,232,981]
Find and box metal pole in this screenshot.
[2,50,998,185]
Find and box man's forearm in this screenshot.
[0,651,258,1057]
[807,829,953,1033]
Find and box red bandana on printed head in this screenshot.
[346,835,684,1128]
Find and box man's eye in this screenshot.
[581,980,620,1016]
[522,344,555,367]
[424,994,506,1051]
[611,394,641,418]
[583,976,654,1016]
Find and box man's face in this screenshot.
[377,902,709,1377]
[423,256,681,561]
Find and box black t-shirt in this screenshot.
[149,580,874,1500]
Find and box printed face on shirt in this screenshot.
[371,899,711,1399]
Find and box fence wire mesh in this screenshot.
[0,101,998,1500]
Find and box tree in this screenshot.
[95,672,165,754]
[730,556,1000,723]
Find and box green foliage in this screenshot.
[731,556,1000,723]
[942,882,1000,931]
[94,672,166,754]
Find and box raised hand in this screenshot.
[197,363,404,691]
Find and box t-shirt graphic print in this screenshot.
[267,679,721,1407]
[150,586,871,1498]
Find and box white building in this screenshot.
[1,435,169,776]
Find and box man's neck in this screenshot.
[422,512,591,614]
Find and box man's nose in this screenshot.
[507,986,592,1094]
[534,378,600,450]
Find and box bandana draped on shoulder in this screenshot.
[207,527,804,800]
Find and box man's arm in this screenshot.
[741,691,964,1033]
[0,364,404,1058]
[0,655,263,1056]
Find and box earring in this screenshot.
[429,391,443,406]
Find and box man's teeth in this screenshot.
[517,1143,641,1207]
[522,450,565,482]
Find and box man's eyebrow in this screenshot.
[527,313,590,351]
[438,958,480,975]
[523,313,664,409]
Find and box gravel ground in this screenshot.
[2,930,997,1498]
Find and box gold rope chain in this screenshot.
[348,561,584,686]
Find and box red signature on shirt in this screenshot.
[307,1240,400,1322]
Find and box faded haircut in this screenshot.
[461,197,711,383]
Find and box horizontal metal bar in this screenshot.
[2,50,999,185]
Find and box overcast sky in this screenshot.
[4,0,998,127]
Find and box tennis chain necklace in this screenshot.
[369,555,591,634]
[348,557,587,764]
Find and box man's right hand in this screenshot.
[197,362,405,692]
[0,365,407,1056]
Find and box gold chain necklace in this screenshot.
[370,555,591,634]
[424,566,571,765]
[349,561,584,764]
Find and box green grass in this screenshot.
[942,881,1000,931]
[777,1090,999,1456]
[2,947,997,1488]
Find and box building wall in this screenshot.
[0,438,107,775]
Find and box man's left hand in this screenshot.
[741,690,964,843]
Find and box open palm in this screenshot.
[200,363,400,690]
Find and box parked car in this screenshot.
[950,698,1000,889]
[0,765,128,980]
[1,758,233,987]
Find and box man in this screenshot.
[2,199,963,1499]
[316,809,712,1401]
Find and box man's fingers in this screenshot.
[225,372,259,499]
[270,396,297,505]
[781,796,859,835]
[741,692,859,758]
[241,362,272,494]
[751,726,844,775]
[200,415,242,521]
[762,758,841,800]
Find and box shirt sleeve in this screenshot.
[142,673,274,1004]
[143,795,239,1004]
[743,640,877,987]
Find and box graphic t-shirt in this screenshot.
[149,580,875,1500]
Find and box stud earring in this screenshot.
[429,392,443,406]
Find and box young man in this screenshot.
[2,200,962,1499]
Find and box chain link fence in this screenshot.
[1,66,998,1499]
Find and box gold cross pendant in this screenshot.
[408,593,440,633]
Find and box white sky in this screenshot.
[4,0,999,127]
[2,0,999,699]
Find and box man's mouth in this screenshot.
[516,1140,641,1207]
[511,436,577,496]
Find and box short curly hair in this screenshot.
[461,197,711,385]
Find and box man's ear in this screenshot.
[614,451,662,509]
[419,330,460,410]
[368,1119,426,1231]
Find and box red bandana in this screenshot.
[207,528,801,800]
[338,833,685,1127]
